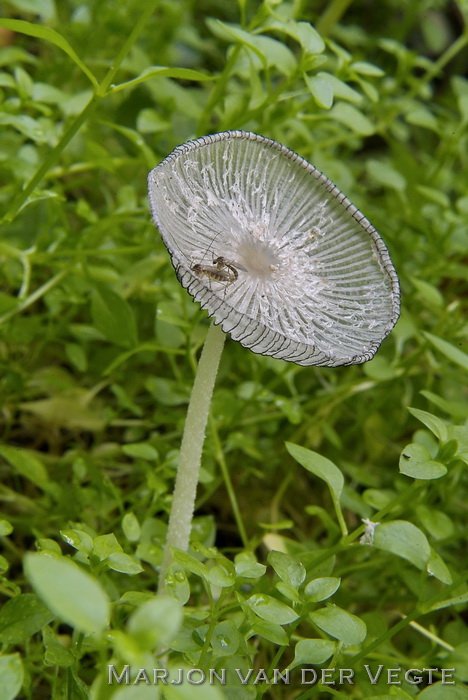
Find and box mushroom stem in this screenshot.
[158,322,226,594]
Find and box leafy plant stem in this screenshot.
[0,270,68,325]
[196,45,242,135]
[209,416,249,547]
[158,322,226,594]
[197,588,228,668]
[96,1,160,96]
[2,97,98,224]
[2,1,159,224]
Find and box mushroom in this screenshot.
[148,131,400,592]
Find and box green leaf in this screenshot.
[304,577,341,602]
[60,529,93,555]
[122,513,141,543]
[424,332,468,371]
[408,407,448,442]
[286,442,347,535]
[373,520,431,571]
[0,594,54,644]
[170,550,209,580]
[445,642,468,682]
[410,277,444,307]
[406,106,439,131]
[416,505,455,540]
[122,443,159,461]
[127,597,183,648]
[416,186,450,208]
[367,159,406,191]
[234,553,267,579]
[267,551,306,587]
[244,594,298,625]
[207,565,236,588]
[251,619,289,645]
[110,66,213,95]
[94,533,123,560]
[206,19,267,63]
[275,581,302,604]
[304,73,333,109]
[317,72,363,103]
[0,113,49,143]
[111,683,162,699]
[91,284,138,348]
[329,102,375,135]
[211,620,240,656]
[0,445,48,489]
[427,549,452,585]
[350,61,385,76]
[43,626,75,667]
[0,520,13,536]
[0,18,97,87]
[399,443,447,480]
[136,108,170,134]
[24,553,110,635]
[417,682,468,699]
[291,638,336,668]
[162,564,190,606]
[420,391,468,420]
[107,553,144,575]
[295,21,325,54]
[309,605,367,645]
[206,19,296,75]
[0,653,24,700]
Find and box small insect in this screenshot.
[191,256,244,284]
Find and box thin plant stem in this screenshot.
[158,322,226,594]
[209,415,249,548]
[316,0,355,36]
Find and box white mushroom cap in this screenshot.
[148,131,400,367]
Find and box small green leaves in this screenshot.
[286,443,347,535]
[267,551,306,588]
[251,619,289,646]
[244,594,298,625]
[122,443,159,461]
[206,19,297,75]
[373,520,431,571]
[367,159,406,192]
[350,61,385,76]
[305,73,333,109]
[0,19,98,87]
[211,619,240,657]
[91,283,138,348]
[0,445,48,490]
[399,443,447,479]
[310,605,367,645]
[424,332,468,371]
[408,408,448,442]
[0,653,24,700]
[291,639,336,667]
[304,577,341,602]
[0,594,54,645]
[127,597,183,649]
[24,553,110,635]
[329,103,375,135]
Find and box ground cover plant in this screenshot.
[0,0,467,698]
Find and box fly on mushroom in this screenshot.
[191,256,244,284]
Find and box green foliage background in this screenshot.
[0,0,467,698]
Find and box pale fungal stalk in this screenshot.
[158,322,225,593]
[148,131,400,591]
